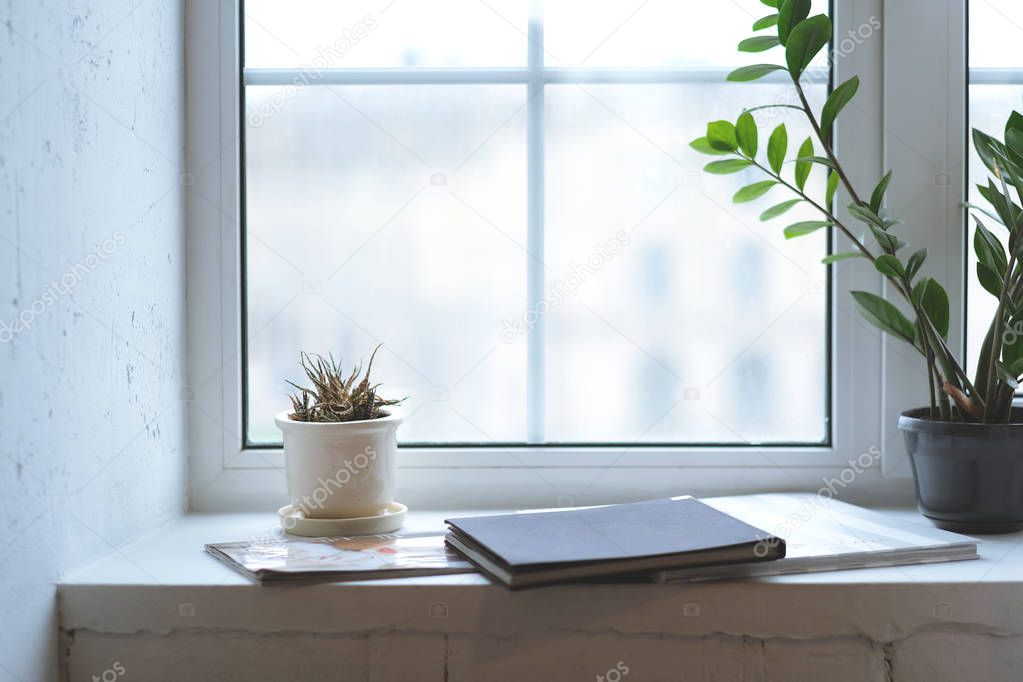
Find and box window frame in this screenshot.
[186,0,963,511]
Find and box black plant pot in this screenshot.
[899,407,1023,534]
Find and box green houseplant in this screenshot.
[693,0,1023,532]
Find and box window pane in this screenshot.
[545,83,828,444]
[966,84,1023,374]
[244,0,527,68]
[543,0,828,68]
[242,2,835,446]
[966,0,1023,374]
[244,85,527,444]
[969,0,1023,69]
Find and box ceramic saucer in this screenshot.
[278,502,407,537]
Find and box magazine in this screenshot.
[655,494,978,583]
[205,533,476,583]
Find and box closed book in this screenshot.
[445,496,784,589]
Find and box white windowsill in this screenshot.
[60,509,1023,643]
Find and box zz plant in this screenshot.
[692,0,1023,423]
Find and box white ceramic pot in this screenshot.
[275,410,402,519]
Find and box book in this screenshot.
[655,493,979,583]
[204,533,476,583]
[445,495,785,589]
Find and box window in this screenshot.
[966,0,1023,373]
[240,0,830,448]
[188,0,935,511]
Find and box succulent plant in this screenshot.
[287,345,404,422]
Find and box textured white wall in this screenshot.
[0,1,187,680]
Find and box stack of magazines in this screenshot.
[205,494,978,588]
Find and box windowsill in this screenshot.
[60,508,1023,643]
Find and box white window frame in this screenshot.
[186,0,967,512]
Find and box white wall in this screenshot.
[0,1,187,680]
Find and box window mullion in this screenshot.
[526,4,545,444]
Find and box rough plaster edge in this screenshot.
[57,619,1023,641]
[61,622,1022,678]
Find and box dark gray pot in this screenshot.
[899,407,1023,534]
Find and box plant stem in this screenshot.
[790,77,982,406]
[984,250,1018,420]
[745,154,980,407]
[920,318,938,419]
[792,80,864,207]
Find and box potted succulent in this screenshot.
[692,2,1023,533]
[276,346,404,520]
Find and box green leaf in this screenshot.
[753,14,779,31]
[795,137,813,191]
[739,36,781,52]
[821,251,862,264]
[706,121,738,152]
[727,64,786,82]
[733,180,778,203]
[1006,111,1023,138]
[977,261,1003,298]
[760,199,801,221]
[973,129,1006,178]
[785,14,832,78]
[848,202,884,227]
[784,220,831,239]
[979,180,1023,232]
[917,278,950,339]
[736,112,758,158]
[869,170,892,214]
[690,137,729,156]
[820,76,859,144]
[850,291,916,344]
[976,324,997,398]
[826,170,839,205]
[869,225,899,252]
[777,0,811,45]
[1002,314,1023,369]
[704,159,753,174]
[996,362,1021,390]
[973,216,1008,276]
[965,201,1004,226]
[793,155,838,170]
[761,0,779,6]
[767,124,787,174]
[876,207,903,230]
[874,254,905,278]
[906,248,927,281]
[1005,128,1023,162]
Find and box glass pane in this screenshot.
[244,85,527,444]
[969,0,1023,69]
[244,0,527,68]
[966,84,1023,374]
[966,1,1023,374]
[545,82,828,443]
[543,0,830,69]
